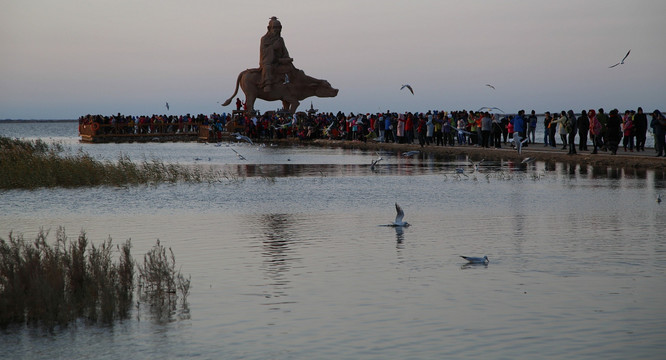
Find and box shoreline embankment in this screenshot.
[307,139,666,171]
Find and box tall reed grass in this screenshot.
[137,240,191,323]
[0,228,190,328]
[0,228,133,327]
[0,136,220,189]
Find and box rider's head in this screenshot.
[268,16,282,34]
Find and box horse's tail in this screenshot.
[221,70,246,106]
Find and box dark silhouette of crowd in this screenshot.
[79,107,666,156]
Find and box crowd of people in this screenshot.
[79,113,211,135]
[79,107,666,157]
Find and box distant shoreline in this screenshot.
[0,119,77,123]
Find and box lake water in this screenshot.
[1,121,665,359]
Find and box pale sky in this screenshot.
[1,0,665,119]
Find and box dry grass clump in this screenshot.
[0,228,134,328]
[0,136,220,189]
[0,229,190,328]
[137,240,191,323]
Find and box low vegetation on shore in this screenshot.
[0,136,220,189]
[0,228,190,328]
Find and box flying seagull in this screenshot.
[402,150,420,157]
[521,157,535,164]
[400,84,414,95]
[469,159,485,171]
[658,194,662,204]
[232,132,254,145]
[609,49,631,68]
[165,102,170,111]
[370,153,383,170]
[477,106,505,114]
[390,203,410,227]
[485,84,496,90]
[461,255,489,264]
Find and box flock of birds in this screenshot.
[397,50,630,99]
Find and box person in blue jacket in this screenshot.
[511,110,526,154]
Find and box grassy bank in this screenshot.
[0,136,220,189]
[0,228,190,328]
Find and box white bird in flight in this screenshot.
[391,203,410,227]
[658,194,662,204]
[609,49,631,68]
[461,255,489,264]
[165,102,170,111]
[402,150,420,157]
[485,84,495,90]
[469,159,484,171]
[477,106,505,113]
[400,84,414,95]
[370,153,383,170]
[232,132,254,145]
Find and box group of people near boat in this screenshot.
[79,107,666,157]
[79,113,210,135]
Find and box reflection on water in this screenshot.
[257,213,299,306]
[393,226,405,247]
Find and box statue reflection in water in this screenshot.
[259,213,299,303]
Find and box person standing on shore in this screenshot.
[405,113,414,144]
[567,110,578,155]
[511,110,526,154]
[417,114,427,147]
[434,113,443,146]
[385,113,395,143]
[492,113,502,148]
[397,113,406,144]
[549,113,558,148]
[651,110,665,157]
[443,115,453,146]
[481,112,492,148]
[597,108,608,151]
[527,110,538,144]
[634,107,648,151]
[426,113,434,146]
[378,114,385,142]
[577,110,589,151]
[622,110,635,152]
[558,111,569,149]
[543,112,552,147]
[588,109,601,154]
[501,115,510,144]
[606,109,622,155]
[457,117,466,145]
